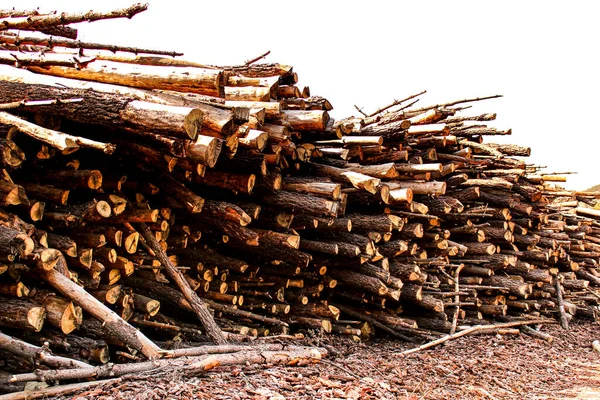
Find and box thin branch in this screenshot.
[407,94,502,115]
[354,104,367,117]
[398,319,554,355]
[0,3,148,31]
[0,33,183,57]
[244,50,270,66]
[367,90,427,117]
[0,97,83,110]
[449,264,464,335]
[0,49,95,68]
[0,379,120,400]
[0,9,43,18]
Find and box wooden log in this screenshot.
[260,190,338,217]
[0,111,113,154]
[386,181,446,195]
[0,298,45,331]
[31,291,82,334]
[39,268,161,359]
[0,331,89,370]
[20,183,69,205]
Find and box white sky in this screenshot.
[6,0,600,189]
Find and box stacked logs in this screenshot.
[0,3,600,382]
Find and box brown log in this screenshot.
[20,183,69,205]
[0,111,114,154]
[0,331,90,370]
[39,268,161,359]
[0,298,45,331]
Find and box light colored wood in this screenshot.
[28,59,222,97]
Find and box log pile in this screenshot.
[1,3,600,393]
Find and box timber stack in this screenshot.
[0,3,600,387]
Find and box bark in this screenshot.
[0,331,89,369]
[39,268,161,359]
[7,346,325,384]
[0,298,45,331]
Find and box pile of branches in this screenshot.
[0,3,599,396]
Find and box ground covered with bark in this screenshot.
[62,322,600,400]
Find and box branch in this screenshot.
[399,319,554,355]
[367,90,427,117]
[353,104,367,117]
[136,222,227,345]
[407,96,500,115]
[0,9,43,18]
[7,346,326,383]
[555,278,570,330]
[449,264,464,335]
[0,3,148,31]
[0,33,183,57]
[0,97,83,110]
[0,50,95,68]
[244,50,270,66]
[0,379,120,400]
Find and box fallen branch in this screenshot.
[399,319,554,355]
[136,222,227,345]
[7,346,326,383]
[0,378,120,400]
[159,343,300,358]
[520,325,553,343]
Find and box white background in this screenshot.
[6,0,600,189]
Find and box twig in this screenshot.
[319,359,361,379]
[244,50,271,66]
[398,319,554,355]
[354,104,367,117]
[585,287,600,301]
[367,90,427,117]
